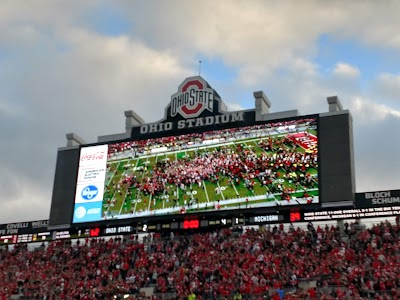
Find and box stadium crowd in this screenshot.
[0,219,399,300]
[106,119,317,158]
[118,141,318,200]
[107,119,318,210]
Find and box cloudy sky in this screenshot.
[1,1,400,223]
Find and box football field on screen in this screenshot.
[101,129,318,219]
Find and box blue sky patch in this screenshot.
[87,5,132,36]
[316,34,400,80]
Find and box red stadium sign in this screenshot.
[170,77,214,118]
[138,76,246,135]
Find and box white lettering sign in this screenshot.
[254,215,280,223]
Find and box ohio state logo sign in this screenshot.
[170,77,214,118]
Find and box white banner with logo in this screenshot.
[77,166,107,184]
[78,144,108,167]
[74,183,105,203]
[73,144,108,223]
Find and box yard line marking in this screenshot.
[133,156,150,214]
[118,186,129,216]
[133,193,139,213]
[155,153,159,164]
[265,187,277,201]
[106,162,119,187]
[105,161,123,216]
[163,190,166,209]
[116,160,138,217]
[231,180,239,196]
[116,163,133,217]
[148,194,152,211]
[216,180,225,201]
[134,158,140,169]
[202,180,210,203]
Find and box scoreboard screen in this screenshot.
[72,116,319,224]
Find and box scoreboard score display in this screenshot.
[49,76,356,228]
[0,220,52,245]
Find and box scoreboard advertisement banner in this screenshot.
[72,145,108,223]
[0,220,51,245]
[0,220,48,235]
[355,189,400,208]
[300,206,400,222]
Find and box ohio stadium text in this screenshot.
[140,112,245,134]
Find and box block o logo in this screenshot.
[75,206,87,219]
[170,77,214,119]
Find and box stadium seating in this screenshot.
[0,221,399,300]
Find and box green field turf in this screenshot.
[101,132,319,218]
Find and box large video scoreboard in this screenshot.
[49,76,356,228]
[72,116,320,224]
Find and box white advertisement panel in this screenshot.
[77,166,107,184]
[78,145,108,167]
[75,183,105,204]
[73,144,108,223]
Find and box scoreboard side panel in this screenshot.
[319,112,355,203]
[49,148,80,227]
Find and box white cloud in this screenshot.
[332,63,360,78]
[0,23,192,221]
[226,102,246,111]
[372,73,400,106]
[117,1,400,85]
[349,96,400,123]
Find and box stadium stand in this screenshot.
[0,221,398,300]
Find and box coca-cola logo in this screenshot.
[81,152,105,162]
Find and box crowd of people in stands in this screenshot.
[0,218,398,300]
[117,141,317,199]
[106,119,317,158]
[106,118,318,210]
